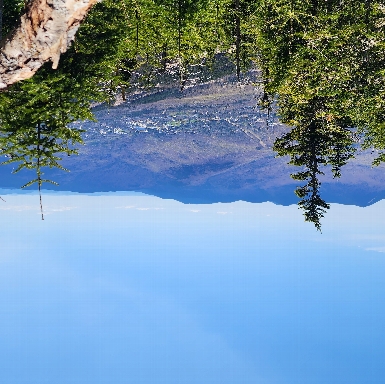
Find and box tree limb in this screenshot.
[0,0,100,89]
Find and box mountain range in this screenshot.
[2,77,385,206]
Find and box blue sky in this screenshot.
[0,190,385,383]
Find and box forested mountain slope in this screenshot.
[2,0,385,227]
[1,77,384,207]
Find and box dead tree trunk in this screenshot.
[0,0,100,89]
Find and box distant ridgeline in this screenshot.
[0,0,384,228]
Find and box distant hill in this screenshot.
[2,77,385,206]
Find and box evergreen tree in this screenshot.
[221,0,258,80]
[254,0,376,228]
[274,113,356,231]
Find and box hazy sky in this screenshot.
[1,190,384,384]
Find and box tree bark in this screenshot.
[0,0,100,89]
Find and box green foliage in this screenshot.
[0,64,94,189]
[253,0,385,230]
[2,0,24,37]
[2,0,385,228]
[220,0,259,78]
[274,117,356,231]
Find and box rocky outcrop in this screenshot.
[0,0,100,88]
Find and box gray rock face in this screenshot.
[0,0,99,88]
